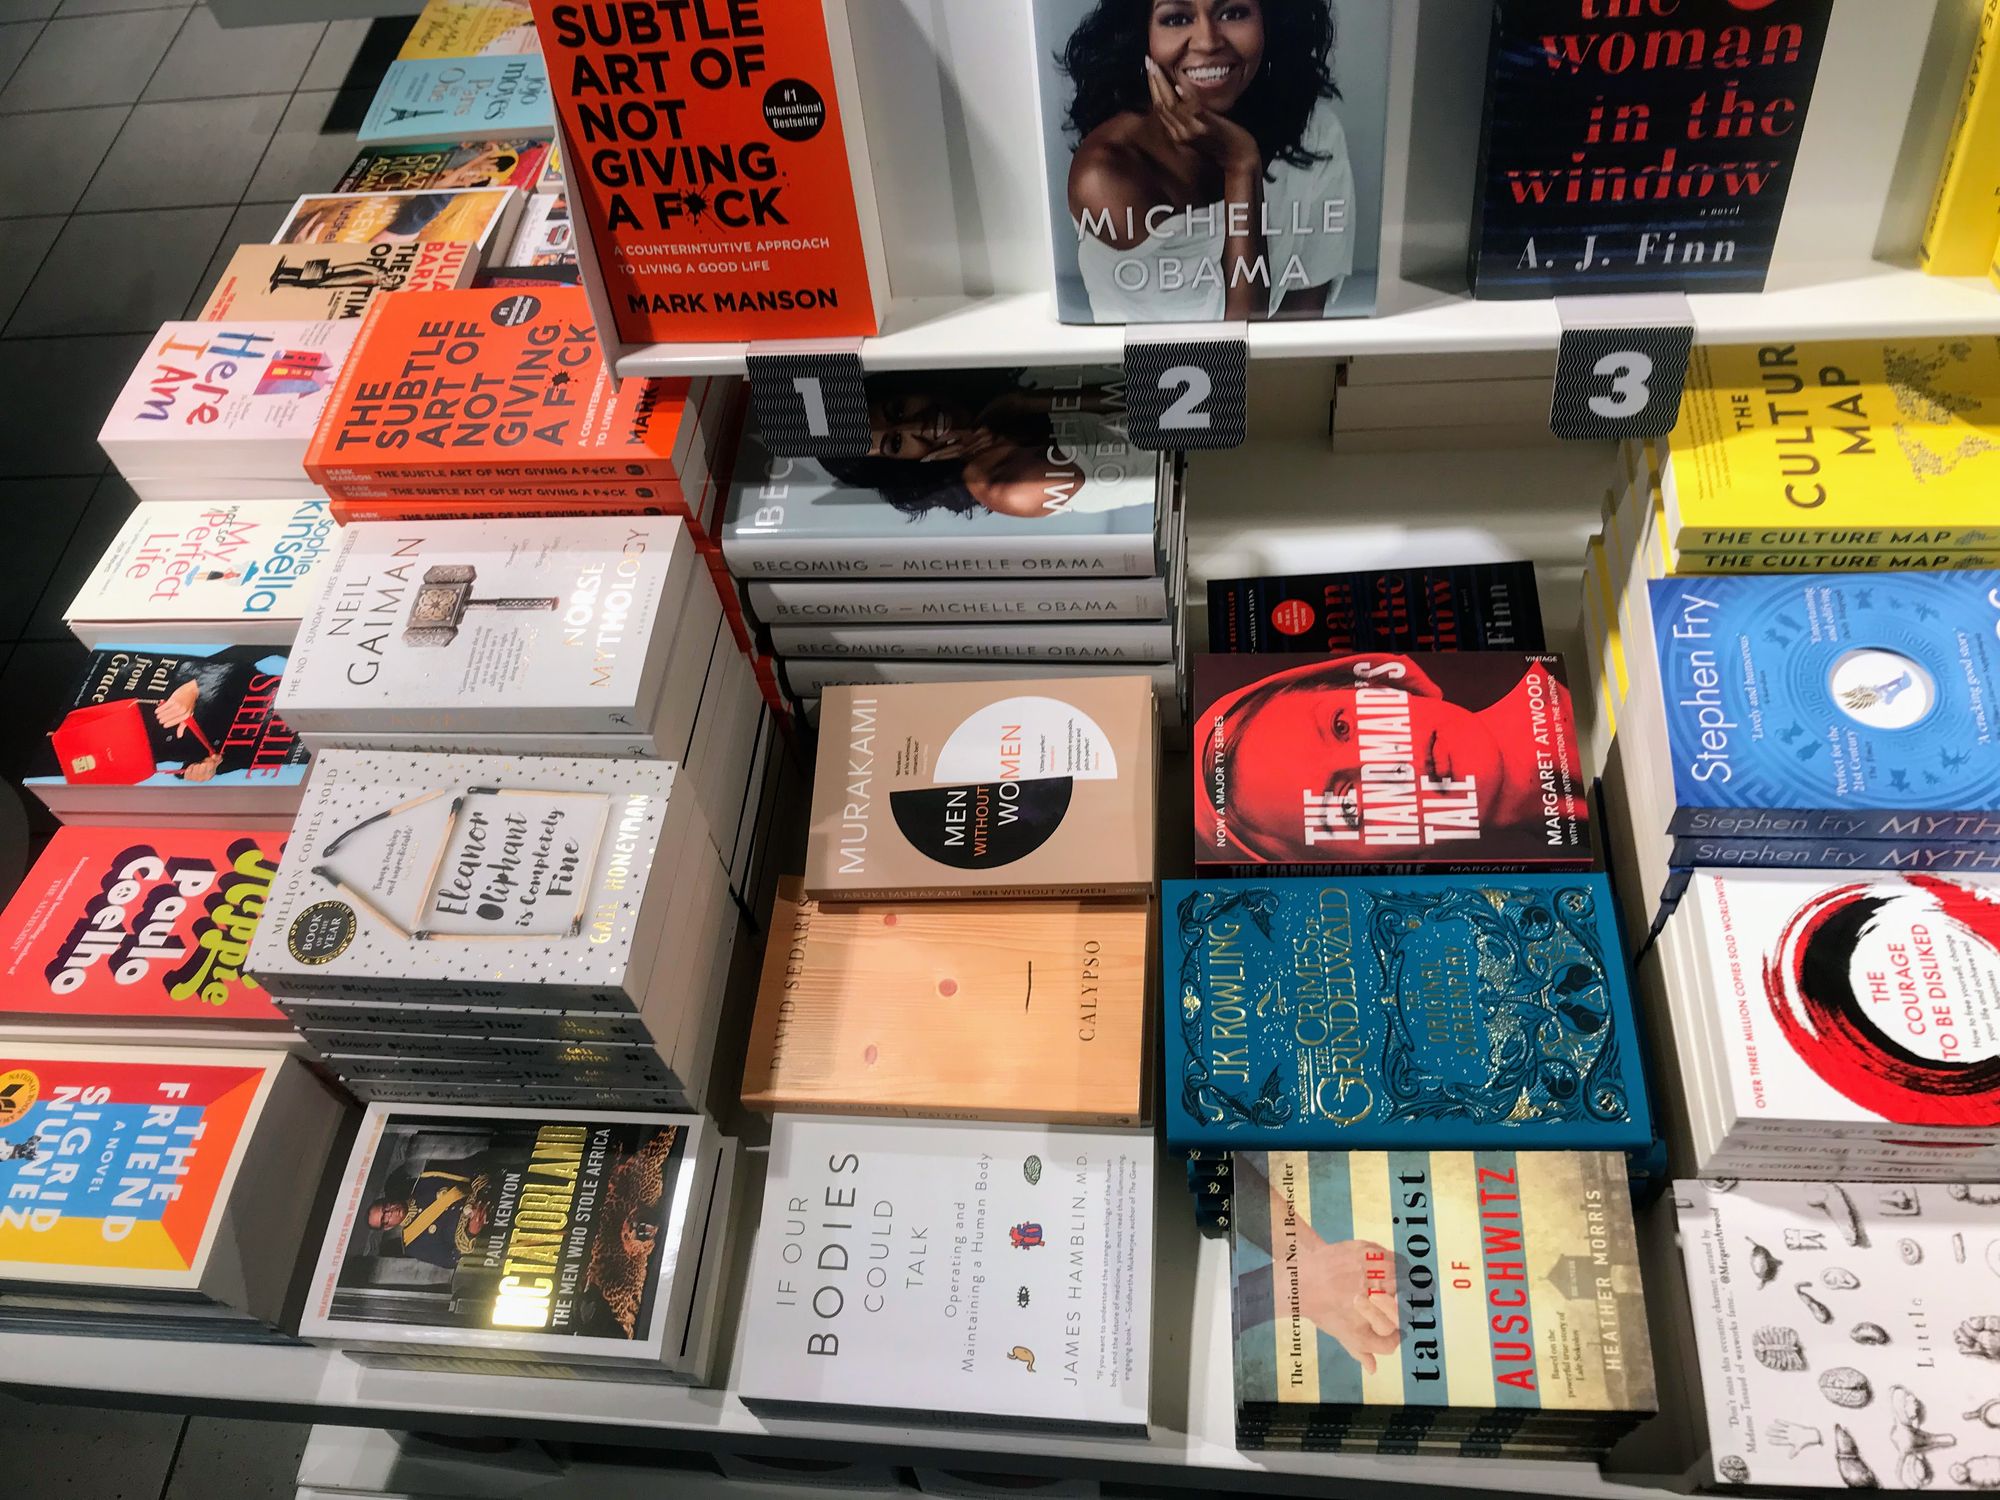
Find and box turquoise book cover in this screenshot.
[1161,874,1650,1151]
[359,57,553,146]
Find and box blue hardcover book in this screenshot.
[1161,873,1650,1151]
[1669,834,2000,874]
[1650,573,2000,839]
[358,57,553,147]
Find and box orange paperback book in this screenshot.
[304,285,706,484]
[531,0,885,342]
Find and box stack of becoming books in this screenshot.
[718,367,1186,728]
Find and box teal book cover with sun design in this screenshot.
[1161,874,1650,1151]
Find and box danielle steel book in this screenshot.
[1031,0,1390,322]
[358,56,553,145]
[1208,561,1545,654]
[738,1115,1153,1433]
[199,242,476,321]
[1194,651,1593,872]
[1163,873,1650,1153]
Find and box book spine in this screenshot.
[1666,805,2000,841]
[770,623,1174,662]
[1669,834,2000,871]
[801,880,1154,903]
[1195,855,1595,877]
[313,456,690,485]
[719,537,1162,581]
[747,577,1169,625]
[330,497,687,524]
[329,474,698,503]
[1921,0,2000,274]
[1675,547,2000,572]
[1671,525,2000,551]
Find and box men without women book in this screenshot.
[804,676,1157,901]
[1468,0,1834,297]
[1231,1150,1655,1453]
[739,1115,1153,1433]
[740,877,1151,1125]
[1161,873,1650,1153]
[199,242,475,321]
[1208,562,1545,655]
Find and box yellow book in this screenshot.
[1665,338,2000,550]
[398,0,537,60]
[1922,0,2000,275]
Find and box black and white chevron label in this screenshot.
[1550,295,1694,440]
[746,347,870,458]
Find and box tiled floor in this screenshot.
[0,2,403,1489]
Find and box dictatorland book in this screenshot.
[26,644,309,824]
[304,287,707,487]
[1920,0,2000,275]
[302,1104,719,1372]
[720,367,1165,579]
[531,0,887,342]
[1193,652,1592,873]
[337,139,551,193]
[1030,0,1390,322]
[199,242,475,320]
[0,827,289,1028]
[358,57,552,146]
[804,676,1157,901]
[245,749,679,1007]
[739,1115,1153,1433]
[278,515,692,736]
[1231,1151,1655,1452]
[98,321,359,487]
[274,188,520,252]
[740,876,1151,1124]
[1468,0,1833,297]
[1665,339,2000,551]
[1208,562,1544,655]
[1161,873,1649,1153]
[65,499,336,649]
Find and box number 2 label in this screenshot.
[1157,365,1213,431]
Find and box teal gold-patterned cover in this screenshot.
[1161,874,1649,1150]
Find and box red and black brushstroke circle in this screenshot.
[1762,876,2000,1127]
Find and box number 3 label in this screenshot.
[1588,351,1653,419]
[1550,324,1691,440]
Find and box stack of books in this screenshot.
[717,366,1186,728]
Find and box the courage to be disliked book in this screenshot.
[303,1104,711,1367]
[1194,652,1592,871]
[1030,0,1390,322]
[1161,873,1650,1152]
[1208,562,1546,655]
[739,1115,1153,1433]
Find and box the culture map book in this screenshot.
[199,242,475,320]
[1208,562,1545,655]
[739,1115,1153,1433]
[336,139,551,194]
[1193,652,1593,871]
[1919,0,2000,275]
[1468,0,1834,297]
[1162,873,1650,1152]
[358,57,553,146]
[1031,0,1389,321]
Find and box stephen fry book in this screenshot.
[1193,652,1592,872]
[199,242,476,320]
[274,189,518,251]
[303,1104,708,1365]
[530,0,887,342]
[1468,0,1834,297]
[1161,873,1650,1152]
[1031,0,1390,322]
[0,827,288,1024]
[1208,562,1546,654]
[337,139,551,193]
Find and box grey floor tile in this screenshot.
[0,20,38,89]
[0,333,145,474]
[0,475,95,638]
[0,1396,184,1500]
[25,469,135,638]
[9,204,230,334]
[80,92,286,211]
[0,639,91,812]
[143,4,322,101]
[58,0,185,12]
[0,6,187,112]
[184,198,290,315]
[161,1416,310,1500]
[0,105,128,216]
[0,214,59,324]
[299,13,398,92]
[0,0,57,22]
[242,86,367,206]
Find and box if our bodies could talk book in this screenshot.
[1162,873,1650,1153]
[739,1115,1153,1433]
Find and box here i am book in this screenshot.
[1468,0,1834,298]
[1193,652,1593,872]
[274,188,521,252]
[199,242,476,321]
[359,56,553,146]
[337,138,551,193]
[804,676,1158,901]
[738,1115,1153,1434]
[1208,562,1545,655]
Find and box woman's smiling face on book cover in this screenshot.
[1148,0,1265,113]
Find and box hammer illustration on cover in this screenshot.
[404,564,559,646]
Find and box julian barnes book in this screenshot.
[1031,0,1389,321]
[302,1105,713,1367]
[804,676,1157,901]
[1677,1178,2000,1491]
[275,189,519,251]
[244,749,679,1006]
[199,242,475,321]
[1232,1151,1655,1449]
[738,1115,1153,1433]
[1468,0,1834,297]
[1194,652,1593,872]
[1208,562,1545,655]
[1649,572,2000,838]
[0,827,288,1025]
[531,0,887,342]
[720,367,1163,579]
[739,876,1151,1125]
[1162,873,1650,1152]
[337,139,551,193]
[278,515,692,735]
[358,57,553,146]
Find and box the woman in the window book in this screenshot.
[1059,0,1354,322]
